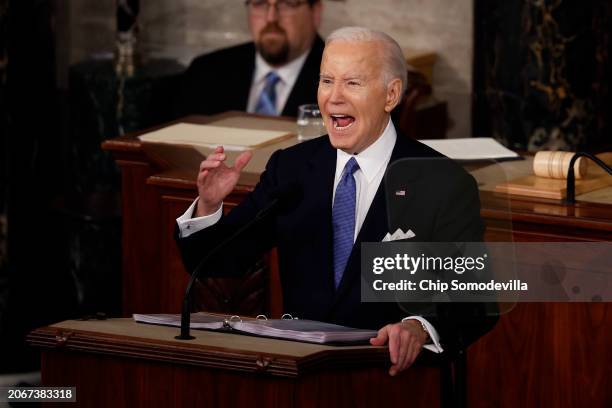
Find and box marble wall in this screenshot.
[473,0,611,151]
[59,0,475,138]
[54,0,115,87]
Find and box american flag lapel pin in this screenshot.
[395,189,406,196]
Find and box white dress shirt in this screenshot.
[333,118,395,241]
[176,119,443,353]
[246,51,311,115]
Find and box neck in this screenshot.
[348,115,391,155]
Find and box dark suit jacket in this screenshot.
[173,36,325,118]
[176,133,498,358]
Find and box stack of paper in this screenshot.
[133,313,377,345]
[133,313,227,330]
[231,319,377,344]
[138,123,294,150]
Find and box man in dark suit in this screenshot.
[174,0,324,118]
[176,27,497,376]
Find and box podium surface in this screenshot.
[28,319,440,407]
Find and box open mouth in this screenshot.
[330,114,356,130]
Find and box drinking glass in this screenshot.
[296,104,326,141]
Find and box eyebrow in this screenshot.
[319,73,366,81]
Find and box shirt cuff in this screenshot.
[176,198,223,238]
[402,316,444,354]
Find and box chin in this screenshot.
[328,134,356,152]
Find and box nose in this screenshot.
[265,1,279,22]
[328,83,345,105]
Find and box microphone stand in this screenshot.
[175,196,284,340]
[565,152,612,204]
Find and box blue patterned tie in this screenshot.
[332,157,360,289]
[254,71,280,116]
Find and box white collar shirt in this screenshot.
[247,50,311,115]
[333,118,397,242]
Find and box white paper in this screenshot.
[133,313,377,344]
[420,137,519,161]
[138,123,292,149]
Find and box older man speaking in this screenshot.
[176,27,496,375]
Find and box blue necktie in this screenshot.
[254,71,280,116]
[332,157,360,289]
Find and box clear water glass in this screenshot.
[296,104,326,141]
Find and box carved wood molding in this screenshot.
[27,324,390,378]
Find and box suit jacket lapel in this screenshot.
[304,138,337,296]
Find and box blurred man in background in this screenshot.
[174,0,324,118]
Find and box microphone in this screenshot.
[175,183,302,340]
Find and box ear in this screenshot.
[384,78,403,113]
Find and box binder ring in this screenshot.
[229,315,242,322]
[256,315,268,320]
[281,313,294,320]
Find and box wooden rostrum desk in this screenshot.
[101,112,612,407]
[28,319,440,407]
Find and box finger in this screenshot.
[199,160,222,171]
[214,146,224,154]
[388,328,400,365]
[389,335,401,376]
[206,152,227,162]
[197,169,209,184]
[406,340,422,368]
[396,333,411,372]
[234,150,253,172]
[369,326,389,346]
[398,333,414,372]
[200,158,219,172]
[389,332,409,376]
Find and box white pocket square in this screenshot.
[382,228,416,242]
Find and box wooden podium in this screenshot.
[28,319,440,407]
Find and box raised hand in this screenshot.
[195,146,253,217]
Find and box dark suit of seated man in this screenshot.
[175,27,497,376]
[174,0,324,118]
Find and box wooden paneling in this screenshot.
[41,351,439,408]
[117,160,162,314]
[467,303,611,407]
[475,190,612,406]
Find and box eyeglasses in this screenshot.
[245,0,310,16]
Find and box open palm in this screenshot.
[196,146,253,217]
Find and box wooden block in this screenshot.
[495,158,612,200]
[494,175,611,200]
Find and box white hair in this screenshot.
[326,26,408,96]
